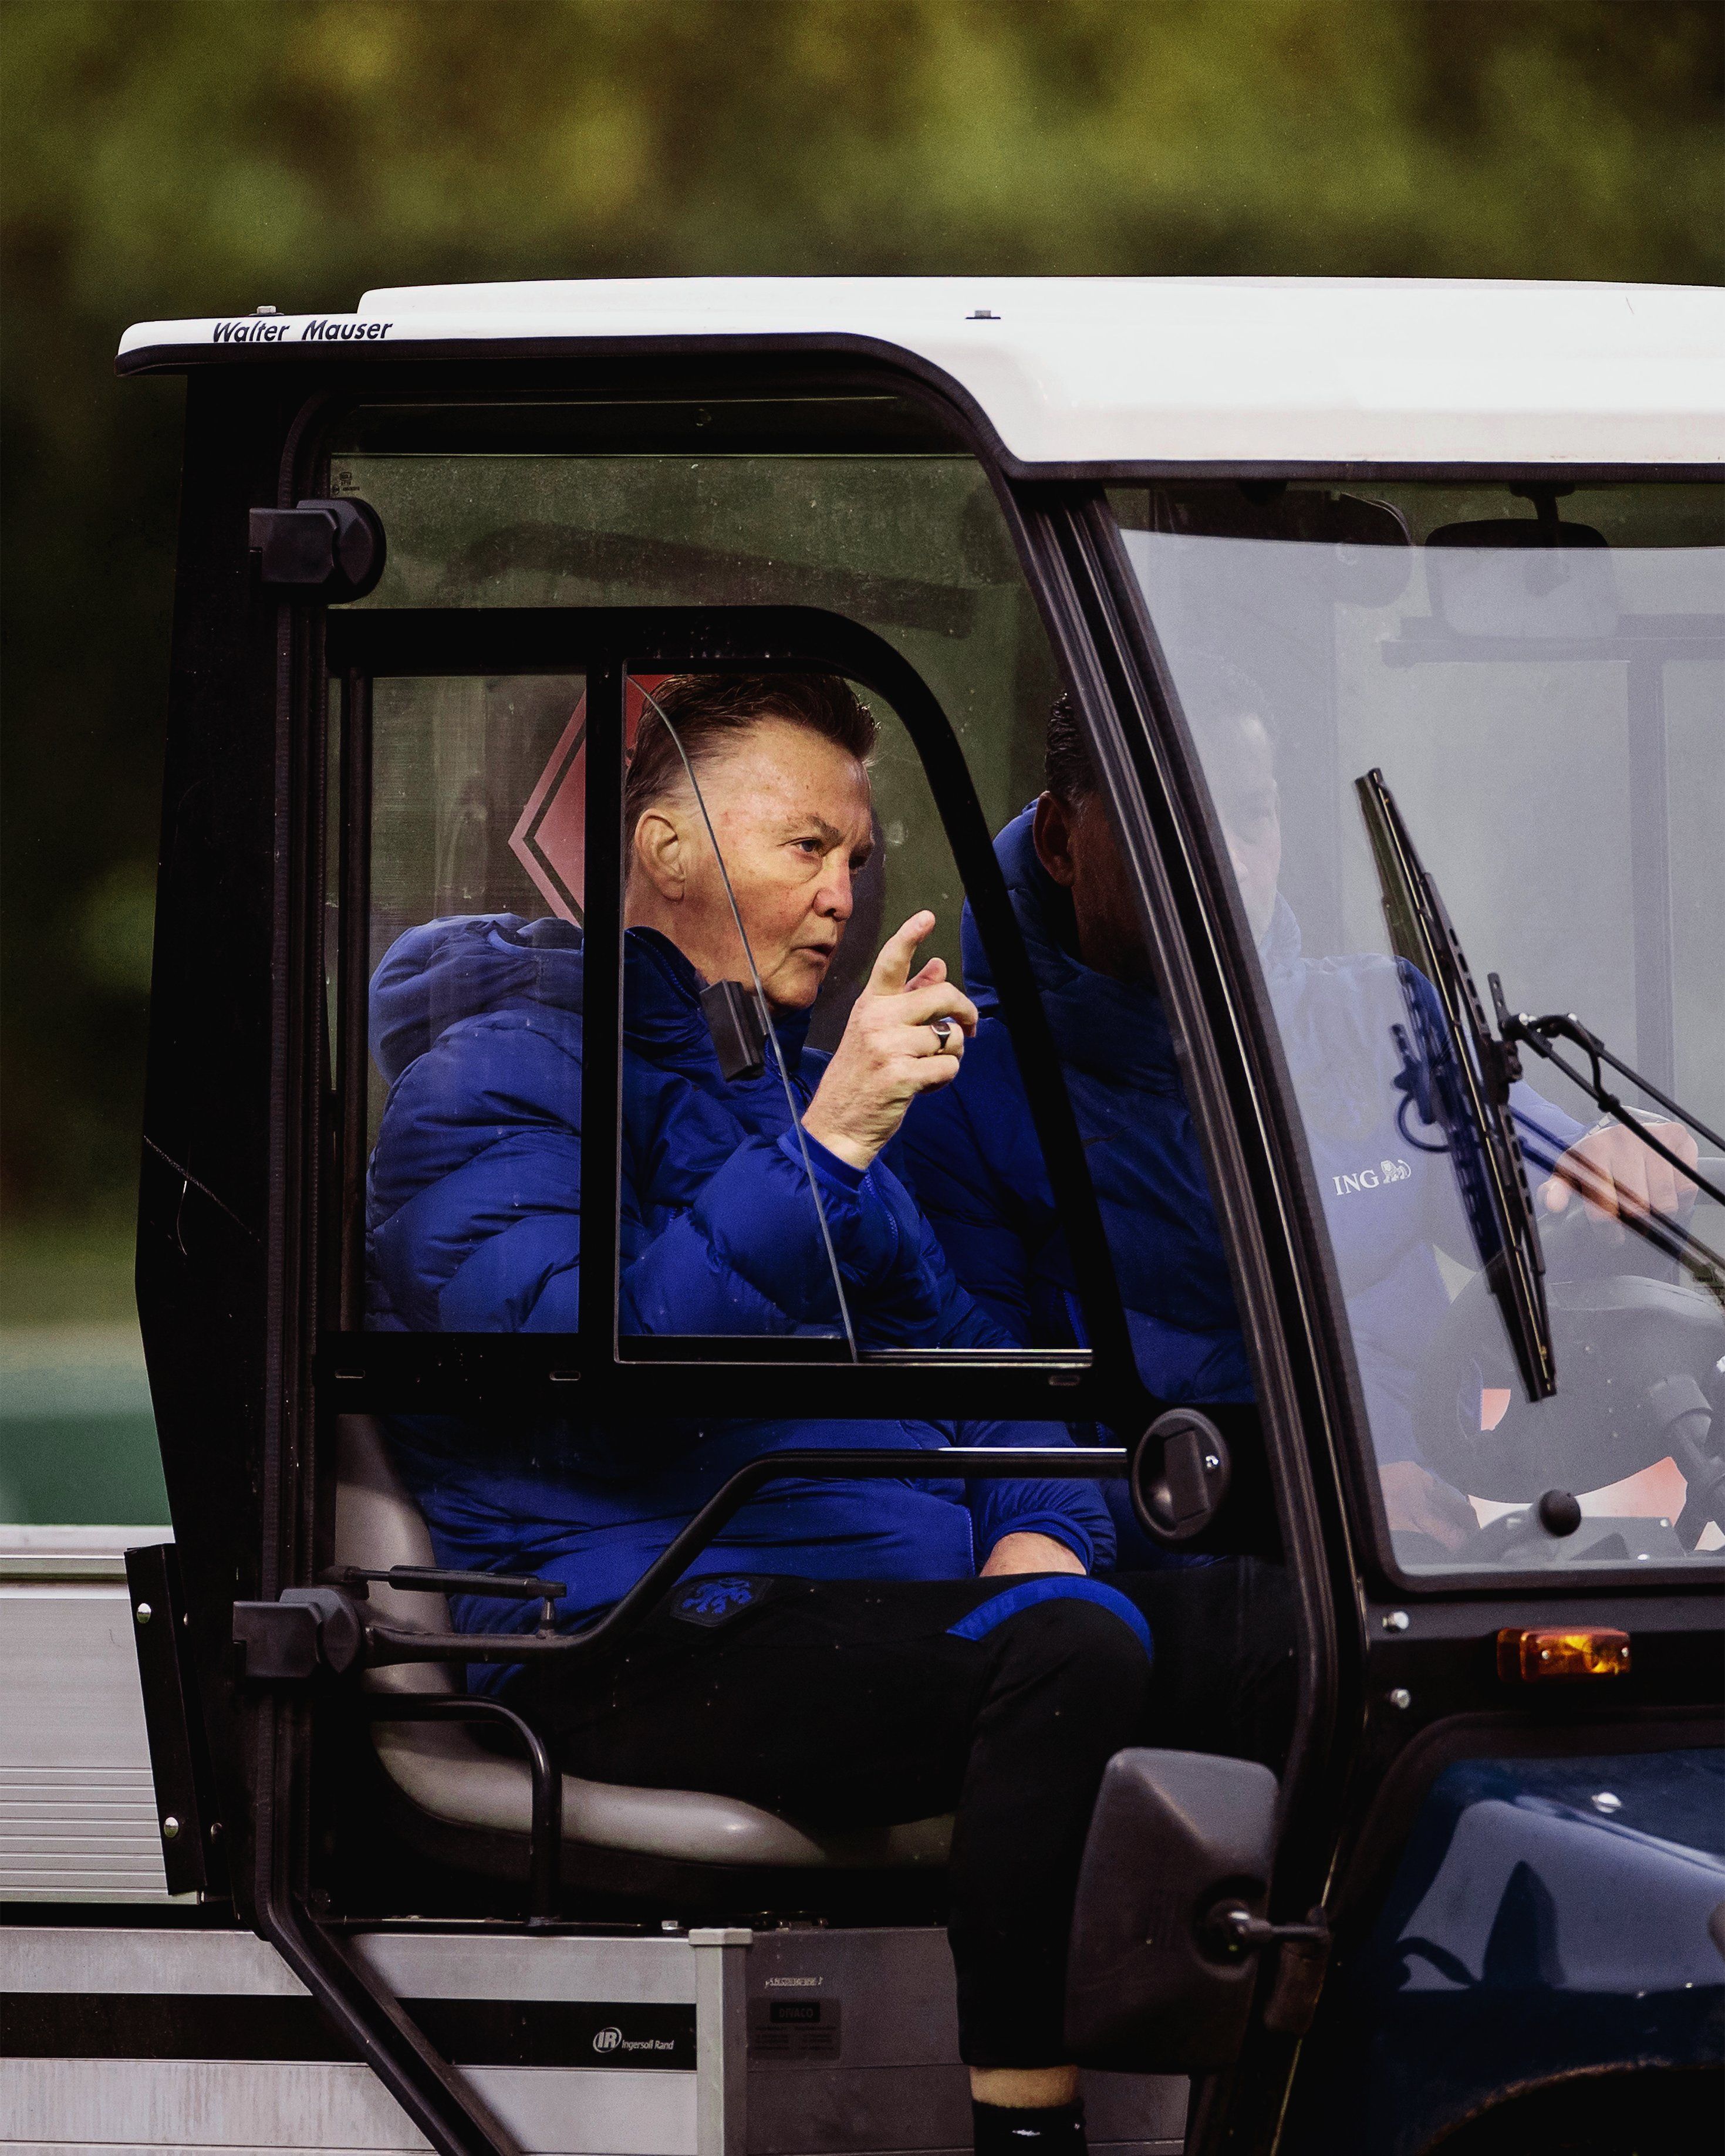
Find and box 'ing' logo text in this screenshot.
[1332,1158,1413,1197]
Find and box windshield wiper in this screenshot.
[1487,988,1725,1215]
[1355,768,1555,1402]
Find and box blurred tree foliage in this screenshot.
[1,0,1720,1222]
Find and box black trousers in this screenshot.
[505,1560,1294,2068]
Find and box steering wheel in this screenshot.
[1412,1196,1725,1544]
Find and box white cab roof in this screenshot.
[117,276,1725,469]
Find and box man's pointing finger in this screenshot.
[867,911,935,996]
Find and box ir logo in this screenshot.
[593,2027,623,2054]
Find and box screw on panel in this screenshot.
[134,1602,152,1626]
[967,309,1000,320]
[161,1816,180,1840]
[1591,1792,1623,1814]
[1386,1688,1412,1711]
[1382,1610,1409,1632]
[255,305,279,315]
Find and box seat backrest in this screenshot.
[333,1415,455,1697]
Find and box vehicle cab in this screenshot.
[6,277,1723,2156]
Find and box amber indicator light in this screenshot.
[1496,1627,1631,1682]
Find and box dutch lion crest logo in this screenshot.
[671,1576,759,1627]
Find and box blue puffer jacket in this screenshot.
[899,811,1582,1483]
[366,913,1112,1683]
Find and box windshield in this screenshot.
[1111,481,1724,1578]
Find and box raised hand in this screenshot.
[802,911,977,1171]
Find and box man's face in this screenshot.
[627,717,874,1009]
[1032,711,1282,981]
[1032,789,1154,985]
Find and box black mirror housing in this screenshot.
[1065,1748,1278,2071]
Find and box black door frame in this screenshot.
[145,351,1361,2156]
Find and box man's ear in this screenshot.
[1032,790,1079,889]
[632,808,688,902]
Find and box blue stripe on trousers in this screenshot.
[946,1576,1153,1662]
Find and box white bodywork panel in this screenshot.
[116,276,1725,468]
[1,1534,175,1904]
[1,1926,1186,2155]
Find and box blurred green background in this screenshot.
[1,0,1720,1521]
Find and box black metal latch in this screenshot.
[232,1566,569,1679]
[1204,1901,1330,1955]
[1203,1899,1332,2037]
[330,1563,568,1634]
[1130,1408,1232,1545]
[249,497,386,602]
[232,1587,365,1679]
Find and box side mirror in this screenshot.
[1065,1749,1280,2071]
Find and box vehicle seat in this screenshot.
[333,1417,953,1871]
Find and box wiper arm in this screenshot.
[1487,985,1725,1214]
[1355,768,1555,1402]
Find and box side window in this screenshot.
[336,639,1045,1359]
[350,672,587,1335]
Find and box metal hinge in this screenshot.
[231,1587,364,1679]
[126,1542,230,1898]
[1204,1900,1333,2036]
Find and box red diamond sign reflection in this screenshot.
[508,676,668,923]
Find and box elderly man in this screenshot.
[367,674,1270,2151]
